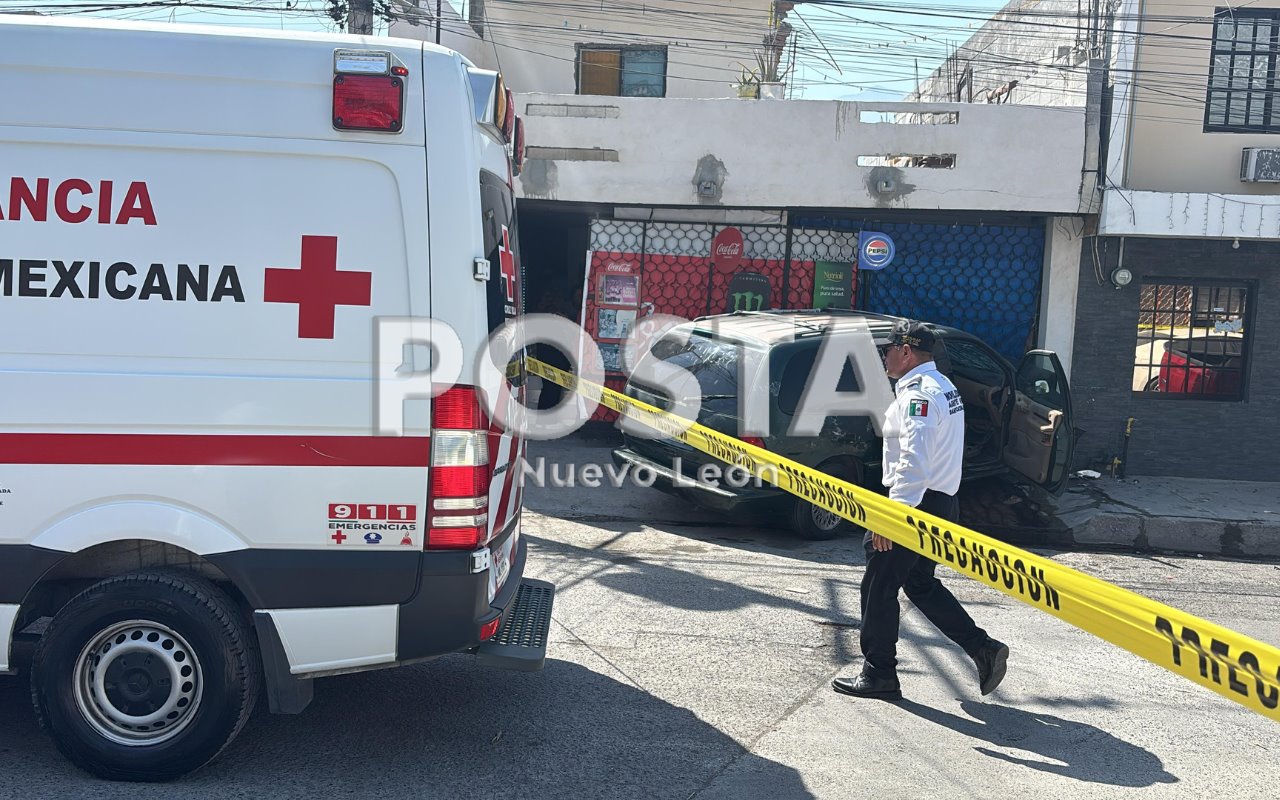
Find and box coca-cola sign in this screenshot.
[711,227,745,272]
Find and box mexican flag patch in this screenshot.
[908,399,929,417]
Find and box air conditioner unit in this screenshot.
[1240,147,1280,182]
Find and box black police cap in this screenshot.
[890,319,935,352]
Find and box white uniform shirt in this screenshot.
[881,362,965,507]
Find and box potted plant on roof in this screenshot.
[738,50,789,100]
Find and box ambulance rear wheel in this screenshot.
[789,463,860,540]
[31,570,259,782]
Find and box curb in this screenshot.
[1068,511,1280,558]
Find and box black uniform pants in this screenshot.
[535,344,571,410]
[859,489,988,678]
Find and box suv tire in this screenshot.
[789,462,861,540]
[31,570,259,782]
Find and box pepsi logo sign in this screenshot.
[859,231,896,271]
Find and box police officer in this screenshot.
[832,319,1008,701]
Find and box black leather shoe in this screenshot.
[832,672,902,701]
[972,639,1009,696]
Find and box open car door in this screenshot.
[1002,350,1075,495]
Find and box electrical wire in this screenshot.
[7,0,1278,130]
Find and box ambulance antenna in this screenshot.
[481,3,503,78]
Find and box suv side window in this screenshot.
[773,346,861,416]
[1017,355,1068,409]
[944,339,1006,386]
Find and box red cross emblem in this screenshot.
[265,236,372,339]
[331,531,347,544]
[498,226,517,304]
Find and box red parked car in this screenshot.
[1148,336,1244,396]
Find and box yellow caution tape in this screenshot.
[526,357,1280,722]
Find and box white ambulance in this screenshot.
[0,17,551,781]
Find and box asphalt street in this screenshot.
[1,441,1278,798]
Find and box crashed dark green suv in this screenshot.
[611,310,1074,539]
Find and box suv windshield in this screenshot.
[648,333,765,401]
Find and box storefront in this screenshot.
[518,208,1053,423]
[576,218,858,417]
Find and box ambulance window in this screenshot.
[479,170,521,334]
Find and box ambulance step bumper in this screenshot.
[476,579,555,672]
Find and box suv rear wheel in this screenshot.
[789,462,862,540]
[31,570,259,782]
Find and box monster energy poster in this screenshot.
[725,272,772,313]
[813,261,855,310]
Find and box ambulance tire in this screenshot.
[31,570,259,782]
[789,462,860,540]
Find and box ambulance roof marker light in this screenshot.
[501,88,516,142]
[512,116,525,177]
[332,49,404,133]
[334,49,391,76]
[493,74,510,140]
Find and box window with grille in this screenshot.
[1133,280,1253,400]
[576,46,667,98]
[1206,9,1280,132]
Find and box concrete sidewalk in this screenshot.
[1056,475,1280,558]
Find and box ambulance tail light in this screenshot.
[428,386,491,551]
[333,74,404,133]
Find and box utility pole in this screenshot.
[347,0,374,35]
[435,0,442,43]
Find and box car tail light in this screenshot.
[431,465,488,497]
[480,617,501,641]
[428,386,490,550]
[434,387,486,429]
[430,525,486,550]
[741,436,767,449]
[333,74,404,132]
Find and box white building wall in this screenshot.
[389,2,492,69]
[514,94,1087,214]
[392,0,777,98]
[1100,0,1280,239]
[1039,217,1083,378]
[914,0,1095,108]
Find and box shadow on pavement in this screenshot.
[0,657,810,800]
[526,437,1072,562]
[895,698,1178,788]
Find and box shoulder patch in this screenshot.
[907,398,930,417]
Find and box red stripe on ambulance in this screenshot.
[0,433,429,466]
